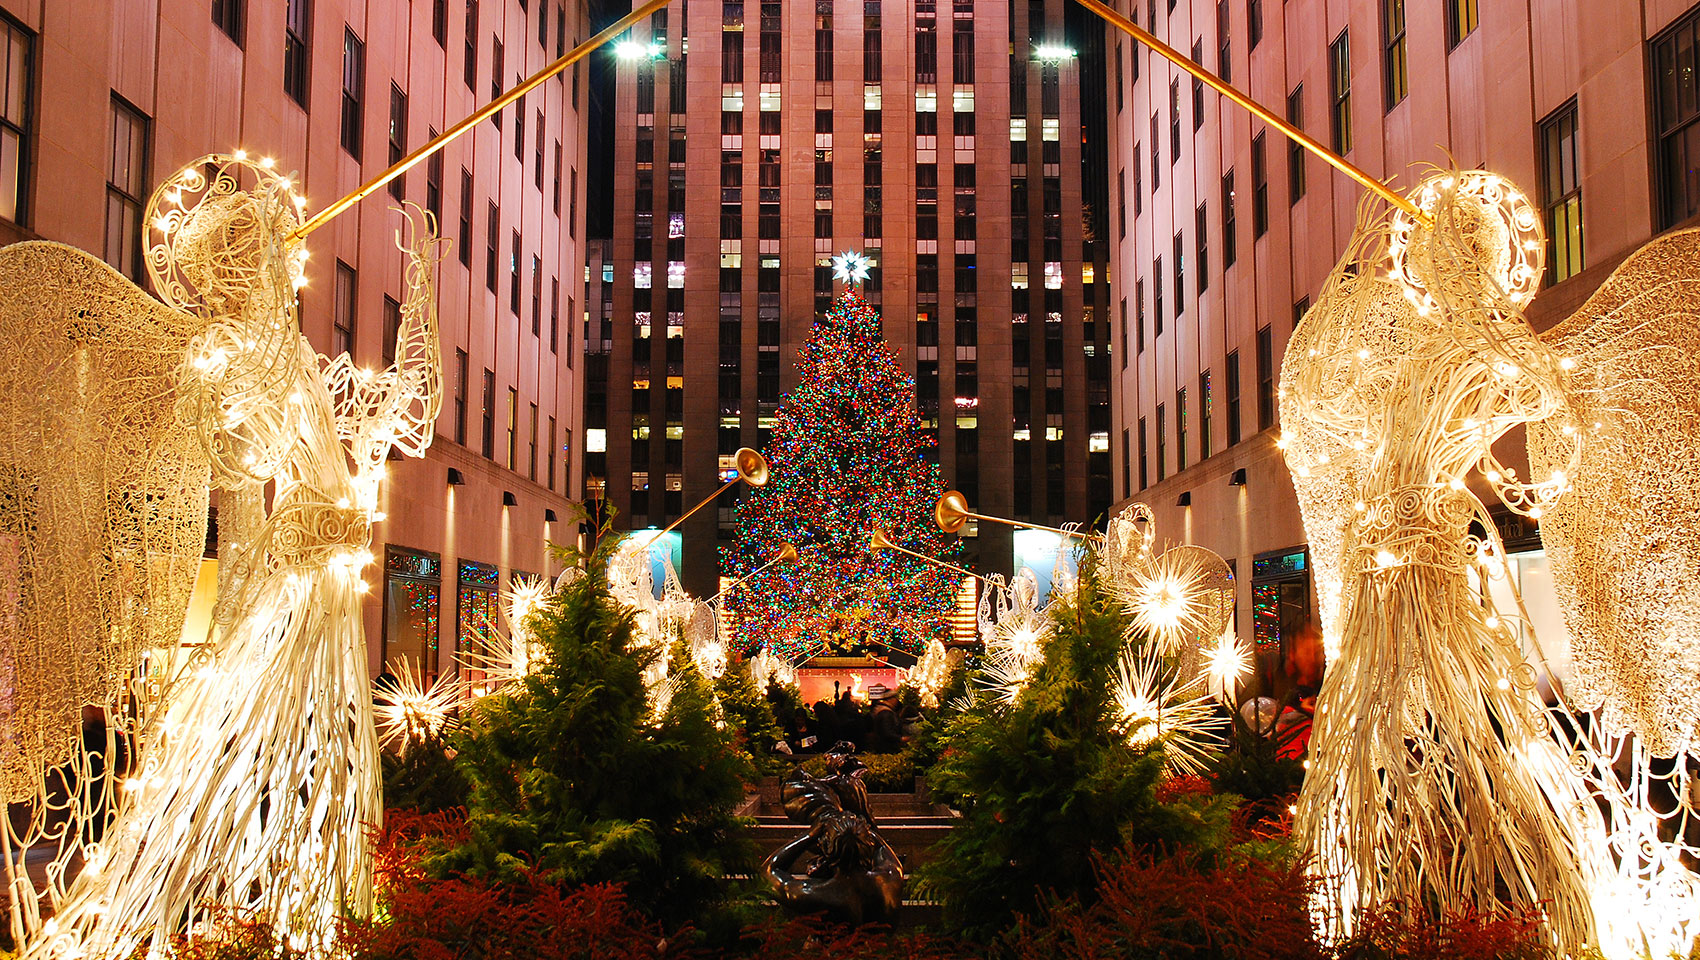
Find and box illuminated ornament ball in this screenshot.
[831,250,873,285]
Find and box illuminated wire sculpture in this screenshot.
[4,155,444,959]
[1280,170,1700,957]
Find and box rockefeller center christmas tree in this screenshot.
[725,270,959,661]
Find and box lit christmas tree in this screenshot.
[725,257,959,661]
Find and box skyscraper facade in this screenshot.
[0,0,590,681]
[1107,0,1695,667]
[588,0,1113,597]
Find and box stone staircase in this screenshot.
[739,776,958,927]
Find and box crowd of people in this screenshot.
[767,682,922,756]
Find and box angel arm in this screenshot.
[324,207,447,474]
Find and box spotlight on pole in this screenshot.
[1033,44,1077,62]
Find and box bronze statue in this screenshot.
[761,741,904,924]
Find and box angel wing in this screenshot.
[1528,227,1700,757]
[0,242,209,798]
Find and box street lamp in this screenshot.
[614,39,664,60]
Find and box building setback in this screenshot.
[1107,0,1699,676]
[586,0,1114,599]
[0,0,590,682]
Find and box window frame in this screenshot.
[1540,97,1584,284]
[105,95,150,282]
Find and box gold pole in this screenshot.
[869,529,1000,588]
[934,490,1105,543]
[287,0,677,243]
[708,542,797,603]
[654,447,769,537]
[1072,0,1428,224]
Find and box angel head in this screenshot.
[147,154,307,316]
[1390,170,1544,320]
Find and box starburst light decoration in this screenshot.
[1099,504,1235,683]
[1201,633,1252,704]
[1281,168,1700,957]
[1110,647,1226,777]
[0,154,444,960]
[830,249,872,285]
[374,662,463,753]
[460,574,554,688]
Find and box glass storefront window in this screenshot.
[383,547,442,682]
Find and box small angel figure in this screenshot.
[23,154,443,959]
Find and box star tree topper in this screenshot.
[831,250,873,285]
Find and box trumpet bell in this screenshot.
[934,490,970,534]
[735,447,770,486]
[776,542,799,562]
[868,528,897,551]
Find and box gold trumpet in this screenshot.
[933,490,1104,542]
[656,447,770,537]
[709,542,798,603]
[868,527,998,587]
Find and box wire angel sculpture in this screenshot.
[1280,170,1700,956]
[0,154,444,959]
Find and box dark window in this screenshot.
[537,0,548,48]
[388,85,408,200]
[1226,349,1242,445]
[285,0,311,106]
[1156,403,1166,481]
[1133,144,1143,215]
[548,415,558,489]
[1222,170,1236,267]
[1176,387,1187,470]
[454,348,468,444]
[481,368,496,458]
[382,295,401,366]
[334,261,357,358]
[952,21,974,84]
[1251,133,1268,237]
[1256,324,1274,431]
[1173,232,1185,317]
[1169,78,1181,162]
[1195,202,1209,293]
[491,38,504,129]
[510,229,522,313]
[1217,0,1231,82]
[1655,14,1700,228]
[1150,113,1161,189]
[1293,296,1309,331]
[1383,0,1407,110]
[514,92,525,160]
[458,168,472,267]
[1541,99,1584,284]
[0,16,30,224]
[528,402,538,480]
[505,387,516,472]
[723,31,744,81]
[1122,427,1131,496]
[531,254,543,335]
[1138,415,1149,488]
[105,97,149,282]
[1135,278,1146,353]
[464,0,479,91]
[1119,296,1129,368]
[550,276,560,352]
[1153,256,1164,336]
[1248,0,1262,50]
[1446,0,1478,49]
[433,0,448,46]
[1330,30,1352,154]
[1287,86,1306,203]
[426,128,443,224]
[553,143,564,214]
[1191,39,1204,131]
[1199,369,1212,458]
[213,0,245,46]
[486,201,499,291]
[817,27,833,81]
[534,112,545,189]
[1117,168,1126,238]
[341,29,365,160]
